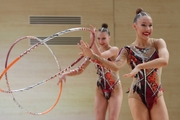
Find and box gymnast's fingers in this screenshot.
[78,42,83,51]
[84,42,90,48]
[80,40,86,47]
[78,40,88,50]
[123,73,134,78]
[57,78,65,85]
[89,24,96,32]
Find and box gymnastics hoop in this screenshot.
[0,27,95,115]
[0,27,95,93]
[3,36,62,115]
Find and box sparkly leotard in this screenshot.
[121,38,163,110]
[93,59,120,100]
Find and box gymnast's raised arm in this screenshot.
[57,58,90,85]
[78,40,127,72]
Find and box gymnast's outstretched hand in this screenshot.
[57,73,67,85]
[123,65,140,78]
[78,40,93,58]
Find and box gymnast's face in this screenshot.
[133,15,153,40]
[97,32,110,47]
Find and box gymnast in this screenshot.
[58,23,123,120]
[78,8,169,120]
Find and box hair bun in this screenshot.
[102,23,108,29]
[136,8,143,14]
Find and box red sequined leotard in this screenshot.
[93,59,120,100]
[122,38,163,110]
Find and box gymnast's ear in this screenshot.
[132,23,137,31]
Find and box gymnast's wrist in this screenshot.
[84,53,95,61]
[136,64,142,70]
[85,56,91,61]
[90,53,98,61]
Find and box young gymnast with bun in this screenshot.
[58,23,123,120]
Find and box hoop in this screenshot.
[0,27,95,115]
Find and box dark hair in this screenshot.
[133,8,150,23]
[98,23,110,35]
